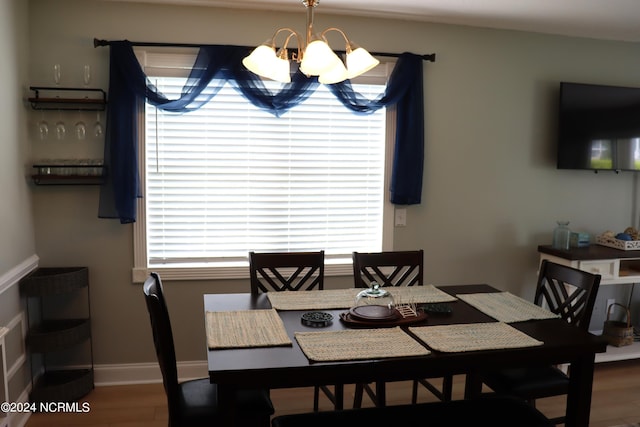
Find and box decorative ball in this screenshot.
[624,227,639,240]
[616,233,633,241]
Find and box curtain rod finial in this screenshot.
[94,38,108,48]
[423,53,436,62]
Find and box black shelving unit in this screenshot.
[30,164,106,186]
[28,86,107,186]
[20,267,94,404]
[28,87,106,111]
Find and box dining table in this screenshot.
[204,284,607,427]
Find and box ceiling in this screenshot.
[102,0,640,43]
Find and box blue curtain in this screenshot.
[98,41,424,223]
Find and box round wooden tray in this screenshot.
[339,309,428,328]
[349,305,399,321]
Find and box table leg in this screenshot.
[464,372,482,399]
[335,384,344,410]
[217,384,238,427]
[565,354,595,427]
[375,381,386,407]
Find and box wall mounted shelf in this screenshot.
[31,164,105,186]
[28,87,107,111]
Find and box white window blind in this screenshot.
[133,50,395,281]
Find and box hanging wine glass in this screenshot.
[56,121,66,140]
[94,111,104,137]
[55,110,65,140]
[83,65,91,87]
[38,112,49,140]
[53,64,61,86]
[75,121,86,140]
[75,109,86,140]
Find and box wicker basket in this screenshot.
[27,319,91,352]
[30,369,94,404]
[20,267,89,297]
[602,303,634,347]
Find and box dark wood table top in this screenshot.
[205,284,607,389]
[538,244,640,260]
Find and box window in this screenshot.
[132,50,395,281]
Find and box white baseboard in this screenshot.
[93,360,208,386]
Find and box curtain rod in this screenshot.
[93,38,436,62]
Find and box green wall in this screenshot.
[20,0,640,369]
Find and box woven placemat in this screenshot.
[457,292,560,323]
[267,286,457,311]
[267,289,360,310]
[295,326,431,362]
[387,285,458,304]
[206,309,292,349]
[409,322,543,353]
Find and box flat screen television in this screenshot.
[557,81,640,171]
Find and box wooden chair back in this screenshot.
[249,251,325,294]
[352,250,424,288]
[142,272,180,422]
[535,259,601,330]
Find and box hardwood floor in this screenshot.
[25,360,640,427]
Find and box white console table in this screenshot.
[538,245,639,363]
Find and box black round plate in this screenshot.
[301,311,333,327]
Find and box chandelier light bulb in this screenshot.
[346,45,380,79]
[318,57,349,84]
[269,54,293,83]
[300,39,340,76]
[242,45,279,78]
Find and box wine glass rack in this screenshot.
[31,163,105,186]
[28,87,107,111]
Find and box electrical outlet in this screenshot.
[606,298,615,314]
[394,208,407,227]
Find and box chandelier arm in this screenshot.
[271,28,302,46]
[319,27,353,55]
[320,27,349,43]
[278,29,303,61]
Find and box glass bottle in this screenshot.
[552,221,571,250]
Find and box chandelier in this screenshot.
[242,0,380,84]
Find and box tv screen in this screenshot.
[557,82,640,171]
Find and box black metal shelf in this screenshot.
[31,175,105,186]
[28,86,107,111]
[31,164,105,186]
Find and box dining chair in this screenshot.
[249,251,324,294]
[143,272,274,427]
[248,250,343,412]
[351,250,453,407]
[476,259,602,425]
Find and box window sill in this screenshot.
[132,261,354,283]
